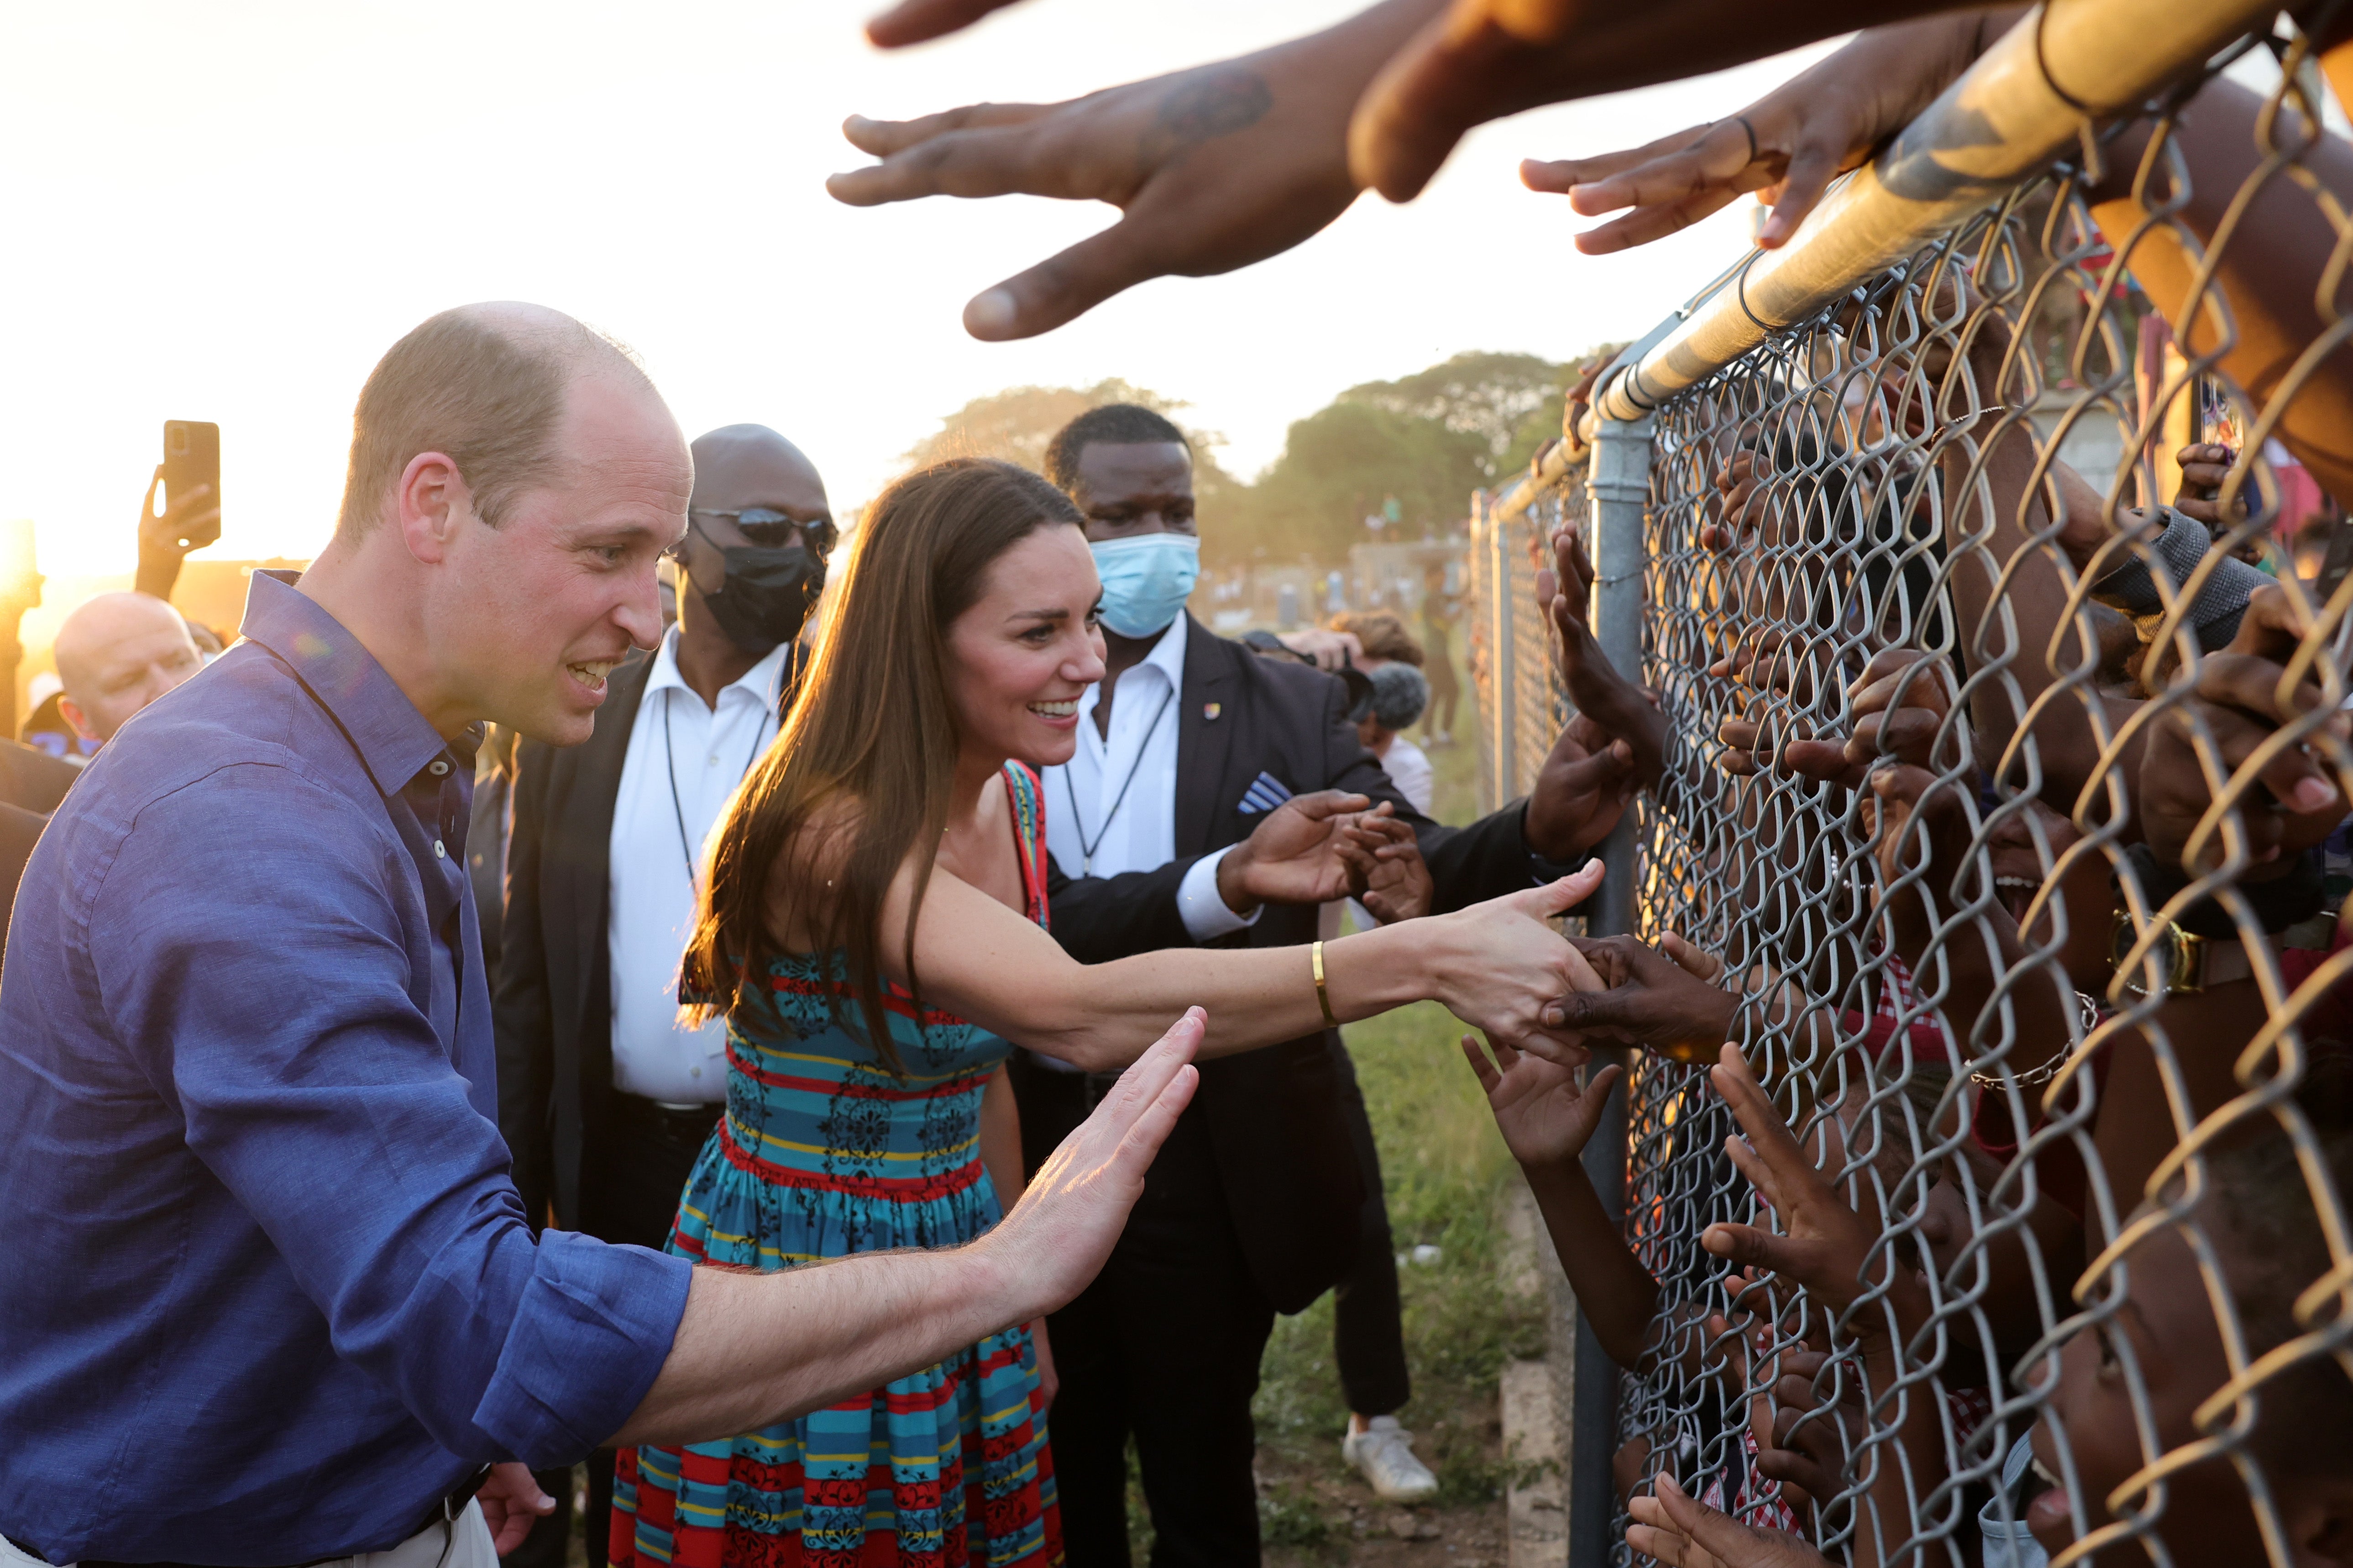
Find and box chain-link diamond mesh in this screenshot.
[1471,18,2353,1565]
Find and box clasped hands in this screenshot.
[1211,788,1435,923]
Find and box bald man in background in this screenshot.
[53,591,205,747]
[494,422,835,1565]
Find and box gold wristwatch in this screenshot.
[2108,910,2257,994]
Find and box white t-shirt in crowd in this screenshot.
[1380,736,1434,816]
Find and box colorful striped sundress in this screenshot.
[613,763,1062,1568]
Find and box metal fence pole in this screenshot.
[1567,414,1651,1568]
[1490,491,1518,802]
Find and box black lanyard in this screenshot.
[662,677,777,893]
[1063,684,1175,876]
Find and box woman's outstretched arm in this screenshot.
[868,854,1609,1071]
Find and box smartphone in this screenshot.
[161,420,221,552]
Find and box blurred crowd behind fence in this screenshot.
[1466,1,2353,1563]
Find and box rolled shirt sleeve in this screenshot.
[92,766,689,1469]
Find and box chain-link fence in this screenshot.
[1466,5,2353,1563]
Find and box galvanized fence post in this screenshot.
[1567,413,1651,1568]
[1489,491,1518,808]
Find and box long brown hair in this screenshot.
[682,458,1084,1071]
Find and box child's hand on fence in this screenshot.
[1859,761,1986,962]
[1536,519,1668,785]
[1624,1473,1840,1568]
[1701,1045,1919,1335]
[2170,441,2241,533]
[2139,581,2348,877]
[1747,1340,1860,1511]
[1460,1031,1620,1170]
[1550,932,1740,1061]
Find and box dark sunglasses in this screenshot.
[684,506,837,557]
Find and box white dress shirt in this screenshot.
[607,628,792,1104]
[1379,736,1435,816]
[1038,617,1254,1071]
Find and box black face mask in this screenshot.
[692,526,827,651]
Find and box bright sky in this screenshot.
[0,1,1834,580]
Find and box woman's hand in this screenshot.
[1415,862,1608,1061]
[1461,1032,1622,1169]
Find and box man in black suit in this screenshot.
[493,423,834,1564]
[1017,404,1660,1563]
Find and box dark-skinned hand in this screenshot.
[1537,519,1668,788]
[1624,1472,1839,1568]
[1548,932,1737,1063]
[1460,1030,1614,1169]
[1519,10,2006,255]
[1216,790,1378,913]
[1700,1045,1923,1338]
[828,0,1444,341]
[2140,582,2348,878]
[1335,810,1436,923]
[1715,644,1957,786]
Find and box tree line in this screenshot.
[899,349,1621,570]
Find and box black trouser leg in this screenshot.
[577,1094,723,1568]
[1011,1055,1133,1567]
[1329,1040,1410,1417]
[1013,1057,1275,1567]
[1109,1107,1274,1568]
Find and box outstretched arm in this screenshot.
[870,847,1609,1068]
[613,1010,1202,1446]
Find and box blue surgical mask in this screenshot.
[1090,533,1200,638]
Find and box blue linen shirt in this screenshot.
[0,572,692,1566]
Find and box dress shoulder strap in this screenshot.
[1001,762,1050,930]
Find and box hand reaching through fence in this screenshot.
[1538,518,1668,783]
[1523,10,2016,253]
[826,0,1444,340]
[2139,581,2349,878]
[1550,932,1740,1063]
[1624,1472,1839,1568]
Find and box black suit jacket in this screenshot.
[494,646,803,1230]
[1041,615,1548,1312]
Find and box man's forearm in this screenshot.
[609,1241,1031,1448]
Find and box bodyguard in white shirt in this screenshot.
[493,423,831,1566]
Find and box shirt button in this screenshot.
[691,1066,703,1078]
[427,759,451,777]
[434,840,446,858]
[707,754,720,766]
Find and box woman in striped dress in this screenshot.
[613,459,1604,1567]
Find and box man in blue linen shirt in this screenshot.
[0,303,1204,1568]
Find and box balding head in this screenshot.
[688,425,827,515]
[54,592,204,745]
[335,302,657,541]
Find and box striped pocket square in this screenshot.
[1237,771,1294,815]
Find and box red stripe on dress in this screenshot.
[714,1117,988,1202]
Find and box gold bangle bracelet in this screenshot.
[1312,939,1338,1028]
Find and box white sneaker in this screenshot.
[1342,1415,1439,1501]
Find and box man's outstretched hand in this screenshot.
[1217,790,1379,914]
[987,1009,1204,1314]
[828,0,1444,340]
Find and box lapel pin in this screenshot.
[1203,702,1221,721]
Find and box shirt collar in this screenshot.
[238,570,458,798]
[642,625,794,711]
[1138,612,1188,682]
